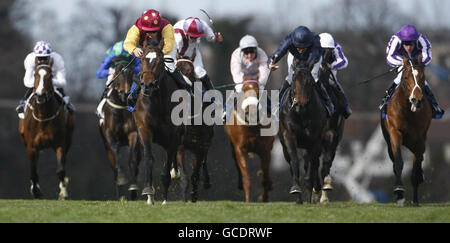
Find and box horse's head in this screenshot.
[176,48,196,83]
[240,76,260,123]
[292,58,315,106]
[33,58,54,104]
[400,55,426,112]
[140,38,166,95]
[111,57,134,103]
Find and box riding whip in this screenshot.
[358,66,402,85]
[200,9,215,29]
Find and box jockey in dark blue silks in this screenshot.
[267,26,335,117]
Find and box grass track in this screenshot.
[0,200,449,223]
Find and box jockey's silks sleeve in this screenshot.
[161,24,175,55]
[124,25,140,55]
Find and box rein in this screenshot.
[26,97,62,122]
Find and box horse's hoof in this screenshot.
[289,185,302,194]
[393,186,405,193]
[116,173,128,186]
[128,184,139,191]
[141,186,154,195]
[191,192,198,203]
[162,200,167,206]
[322,184,333,191]
[170,168,180,180]
[146,195,155,205]
[396,198,406,207]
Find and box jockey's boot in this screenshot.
[170,68,194,96]
[379,82,397,113]
[315,82,335,117]
[423,84,444,118]
[127,82,140,108]
[16,87,33,115]
[199,74,215,91]
[57,88,75,113]
[333,82,352,119]
[279,80,291,102]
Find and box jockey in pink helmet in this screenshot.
[170,16,223,92]
[381,25,444,118]
[16,41,74,119]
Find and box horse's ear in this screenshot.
[190,48,196,61]
[176,51,181,60]
[49,57,54,67]
[158,38,164,50]
[35,57,39,66]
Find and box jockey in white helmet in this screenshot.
[319,32,352,119]
[230,35,270,93]
[16,41,74,118]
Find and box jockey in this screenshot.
[224,35,271,120]
[96,40,141,86]
[123,9,191,108]
[319,32,352,119]
[268,26,334,116]
[96,41,141,121]
[16,41,75,118]
[230,35,270,93]
[381,24,444,118]
[171,16,223,92]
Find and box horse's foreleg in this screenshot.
[28,147,42,199]
[258,150,272,202]
[230,143,243,190]
[235,146,251,202]
[176,145,189,202]
[56,147,69,200]
[411,151,425,206]
[161,147,177,204]
[389,130,405,206]
[282,133,302,197]
[201,150,211,190]
[191,151,204,203]
[128,133,140,200]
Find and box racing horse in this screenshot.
[134,39,184,204]
[224,77,275,202]
[99,57,141,200]
[380,56,432,206]
[313,49,347,204]
[174,49,214,202]
[278,58,328,204]
[18,58,75,199]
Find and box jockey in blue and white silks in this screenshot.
[319,32,352,119]
[267,26,335,116]
[96,41,141,120]
[381,25,444,118]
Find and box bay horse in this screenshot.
[278,58,328,204]
[380,56,432,206]
[18,58,75,199]
[134,39,184,205]
[224,77,275,202]
[99,57,141,200]
[314,49,346,204]
[174,50,214,203]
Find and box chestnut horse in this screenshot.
[99,57,141,200]
[381,56,432,206]
[278,59,328,204]
[174,50,214,202]
[134,39,184,205]
[224,77,275,202]
[18,59,75,199]
[314,49,346,204]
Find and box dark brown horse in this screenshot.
[224,77,275,202]
[99,57,141,200]
[314,49,347,204]
[278,59,328,204]
[18,58,75,199]
[380,56,432,206]
[134,39,184,205]
[174,50,214,203]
